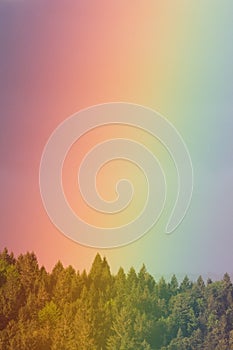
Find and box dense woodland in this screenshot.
[0,248,233,349]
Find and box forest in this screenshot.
[0,248,233,350]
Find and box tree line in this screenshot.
[0,248,233,349]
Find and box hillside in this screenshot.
[0,248,233,349]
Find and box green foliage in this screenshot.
[38,301,60,325]
[0,248,233,349]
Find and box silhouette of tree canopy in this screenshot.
[0,248,233,349]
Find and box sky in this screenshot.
[0,0,233,278]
